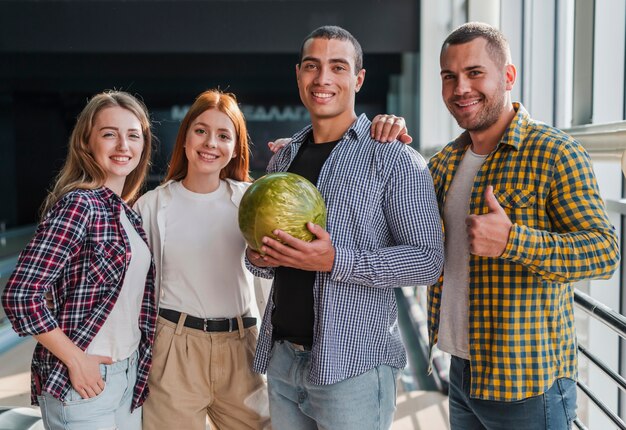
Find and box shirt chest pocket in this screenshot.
[87,241,126,285]
[494,188,536,221]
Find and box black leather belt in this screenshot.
[159,308,256,332]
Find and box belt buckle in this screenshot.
[204,317,233,332]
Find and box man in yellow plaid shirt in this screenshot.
[426,22,620,429]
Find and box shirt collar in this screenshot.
[291,113,366,145]
[452,102,529,151]
[349,113,372,142]
[94,186,118,202]
[94,186,142,224]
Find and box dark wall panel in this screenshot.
[13,94,68,225]
[0,0,418,54]
[0,95,17,227]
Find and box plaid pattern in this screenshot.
[252,114,444,384]
[1,187,157,410]
[427,103,620,401]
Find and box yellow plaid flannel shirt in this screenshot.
[427,103,620,401]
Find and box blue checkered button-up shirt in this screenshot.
[251,114,444,385]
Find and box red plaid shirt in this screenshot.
[1,187,157,410]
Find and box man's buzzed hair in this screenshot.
[441,22,511,67]
[299,25,363,74]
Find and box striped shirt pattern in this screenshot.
[1,187,157,410]
[252,114,444,385]
[427,103,620,401]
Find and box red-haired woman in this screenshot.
[134,89,270,430]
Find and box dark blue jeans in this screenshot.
[449,356,577,430]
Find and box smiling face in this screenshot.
[87,106,144,194]
[184,108,237,190]
[440,37,513,133]
[296,37,365,129]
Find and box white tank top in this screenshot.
[87,209,151,361]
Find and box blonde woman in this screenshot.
[2,91,156,430]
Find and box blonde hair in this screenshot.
[165,89,251,183]
[41,90,152,217]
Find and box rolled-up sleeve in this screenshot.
[1,194,90,336]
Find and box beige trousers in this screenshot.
[143,314,270,430]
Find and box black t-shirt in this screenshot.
[271,134,339,346]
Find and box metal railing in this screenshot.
[574,289,626,429]
[396,287,448,393]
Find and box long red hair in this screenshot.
[165,90,251,182]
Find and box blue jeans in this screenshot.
[266,340,399,430]
[37,350,141,430]
[449,355,577,430]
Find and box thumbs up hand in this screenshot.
[466,186,513,257]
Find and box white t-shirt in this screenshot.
[159,180,254,319]
[87,209,151,361]
[437,147,488,359]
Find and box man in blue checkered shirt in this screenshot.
[246,25,444,429]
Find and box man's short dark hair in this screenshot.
[441,22,511,66]
[299,25,363,74]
